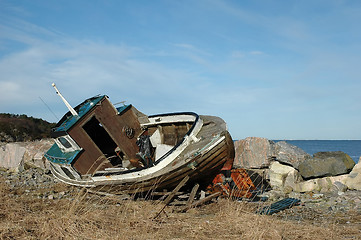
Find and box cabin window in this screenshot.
[59,137,72,149]
[55,135,81,152]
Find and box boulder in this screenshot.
[0,143,26,171]
[283,168,303,191]
[298,151,355,179]
[332,181,348,193]
[268,161,304,192]
[293,179,319,192]
[0,139,54,171]
[233,137,274,169]
[273,141,311,169]
[344,158,361,190]
[22,139,54,169]
[292,174,348,193]
[268,161,296,189]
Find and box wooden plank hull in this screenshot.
[99,131,234,193]
[48,113,235,193]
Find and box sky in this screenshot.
[0,0,360,140]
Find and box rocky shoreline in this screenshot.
[1,166,360,228]
[1,137,361,226]
[0,167,74,200]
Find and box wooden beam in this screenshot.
[181,192,221,212]
[186,183,199,209]
[153,175,189,219]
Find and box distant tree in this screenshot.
[0,113,56,142]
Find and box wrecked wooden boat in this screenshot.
[44,84,234,193]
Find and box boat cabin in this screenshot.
[45,95,196,179]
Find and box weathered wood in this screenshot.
[96,139,230,193]
[151,137,227,181]
[161,175,189,206]
[71,98,141,174]
[103,143,228,193]
[154,175,189,219]
[108,144,226,191]
[51,112,235,195]
[181,192,221,212]
[186,183,199,209]
[158,125,164,144]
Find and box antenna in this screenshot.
[39,96,59,121]
[52,83,78,117]
[114,101,126,106]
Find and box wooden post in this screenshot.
[153,175,190,219]
[181,192,221,212]
[186,183,199,209]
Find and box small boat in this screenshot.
[44,84,234,193]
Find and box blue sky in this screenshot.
[0,0,360,140]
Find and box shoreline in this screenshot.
[1,167,361,239]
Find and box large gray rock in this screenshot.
[298,151,355,179]
[0,143,26,170]
[332,181,348,193]
[0,139,54,171]
[283,167,304,191]
[292,174,348,193]
[233,137,275,169]
[22,139,54,169]
[274,141,311,169]
[344,157,361,190]
[269,161,302,190]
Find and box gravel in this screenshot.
[2,167,361,225]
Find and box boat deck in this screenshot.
[92,115,234,193]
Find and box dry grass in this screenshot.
[1,178,360,240]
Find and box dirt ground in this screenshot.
[1,176,361,240]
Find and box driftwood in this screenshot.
[181,192,221,212]
[153,175,190,219]
[186,183,199,209]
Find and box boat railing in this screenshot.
[142,112,198,128]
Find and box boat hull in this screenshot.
[49,115,234,193]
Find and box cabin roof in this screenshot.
[51,95,132,138]
[44,144,82,164]
[53,95,105,133]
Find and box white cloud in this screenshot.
[0,20,215,121]
[0,81,21,100]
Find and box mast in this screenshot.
[52,83,78,117]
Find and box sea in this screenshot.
[274,140,361,163]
